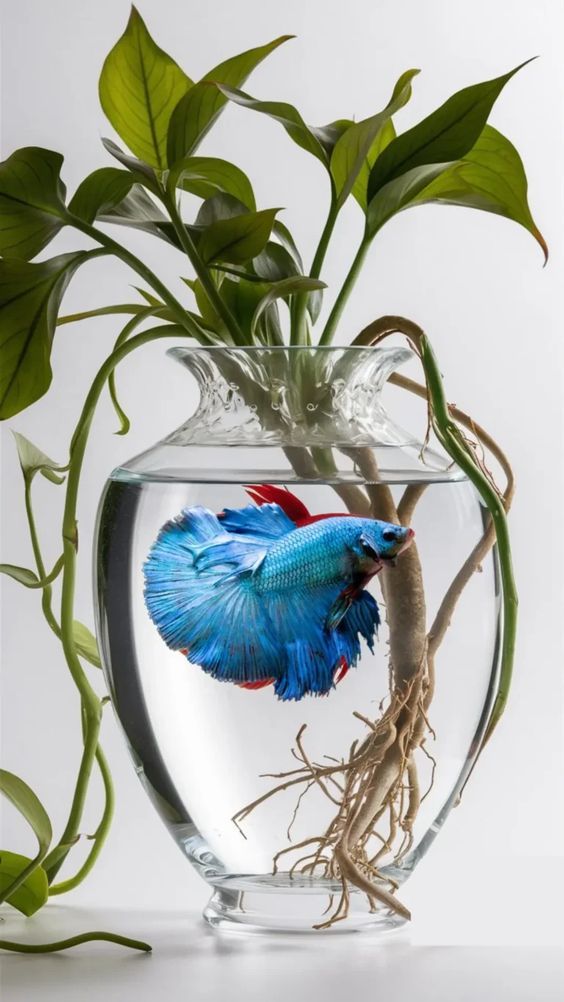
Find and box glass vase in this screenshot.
[94,346,500,934]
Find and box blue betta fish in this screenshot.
[143,488,414,701]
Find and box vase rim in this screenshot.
[167,344,414,359]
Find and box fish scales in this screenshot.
[255,518,367,594]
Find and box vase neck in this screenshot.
[164,345,419,449]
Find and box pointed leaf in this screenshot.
[366,125,547,261]
[69,167,152,224]
[0,148,67,260]
[167,36,292,164]
[408,125,547,260]
[213,85,329,165]
[199,208,280,264]
[99,6,192,170]
[98,184,182,247]
[251,277,326,338]
[168,157,255,209]
[368,60,532,201]
[0,851,49,917]
[0,565,39,587]
[101,137,157,183]
[72,621,101,668]
[12,431,66,483]
[331,69,419,207]
[0,252,96,419]
[195,193,249,227]
[0,556,63,588]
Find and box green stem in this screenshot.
[41,324,187,878]
[418,334,518,752]
[0,933,151,954]
[292,200,339,346]
[24,479,60,637]
[49,742,115,895]
[162,192,247,345]
[319,237,370,346]
[66,214,204,342]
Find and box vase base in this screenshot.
[203,879,409,935]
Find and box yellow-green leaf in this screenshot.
[0,851,49,917]
[72,621,101,668]
[0,148,67,261]
[99,7,192,170]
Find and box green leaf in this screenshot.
[331,69,419,207]
[251,277,326,338]
[0,556,64,589]
[0,770,52,913]
[351,119,396,211]
[101,137,158,183]
[0,148,67,260]
[12,431,66,483]
[0,851,49,917]
[0,252,95,420]
[72,621,101,668]
[199,208,280,265]
[98,184,182,247]
[69,167,151,224]
[253,241,300,282]
[213,85,330,165]
[99,6,192,170]
[368,60,532,201]
[195,193,249,227]
[168,157,255,210]
[220,276,282,343]
[365,125,547,260]
[167,36,292,165]
[0,772,52,854]
[407,125,547,260]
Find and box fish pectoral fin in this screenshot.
[326,585,356,631]
[193,536,266,576]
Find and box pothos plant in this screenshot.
[0,6,545,949]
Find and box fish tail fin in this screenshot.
[274,640,336,701]
[144,506,278,683]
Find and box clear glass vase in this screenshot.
[94,346,500,934]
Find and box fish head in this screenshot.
[356,521,415,572]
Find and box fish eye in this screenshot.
[383,529,397,543]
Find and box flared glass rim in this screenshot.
[167,344,415,360]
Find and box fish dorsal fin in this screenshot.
[219,502,296,542]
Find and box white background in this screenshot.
[1,0,563,998]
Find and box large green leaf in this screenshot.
[220,276,282,343]
[408,125,547,260]
[12,431,66,483]
[0,851,49,917]
[367,61,531,201]
[0,770,52,913]
[212,85,330,166]
[199,208,279,264]
[167,156,255,209]
[0,252,96,419]
[0,148,67,260]
[99,6,192,170]
[250,276,326,338]
[69,167,153,224]
[331,69,419,207]
[167,36,292,165]
[366,125,547,259]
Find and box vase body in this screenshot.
[94,346,501,934]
